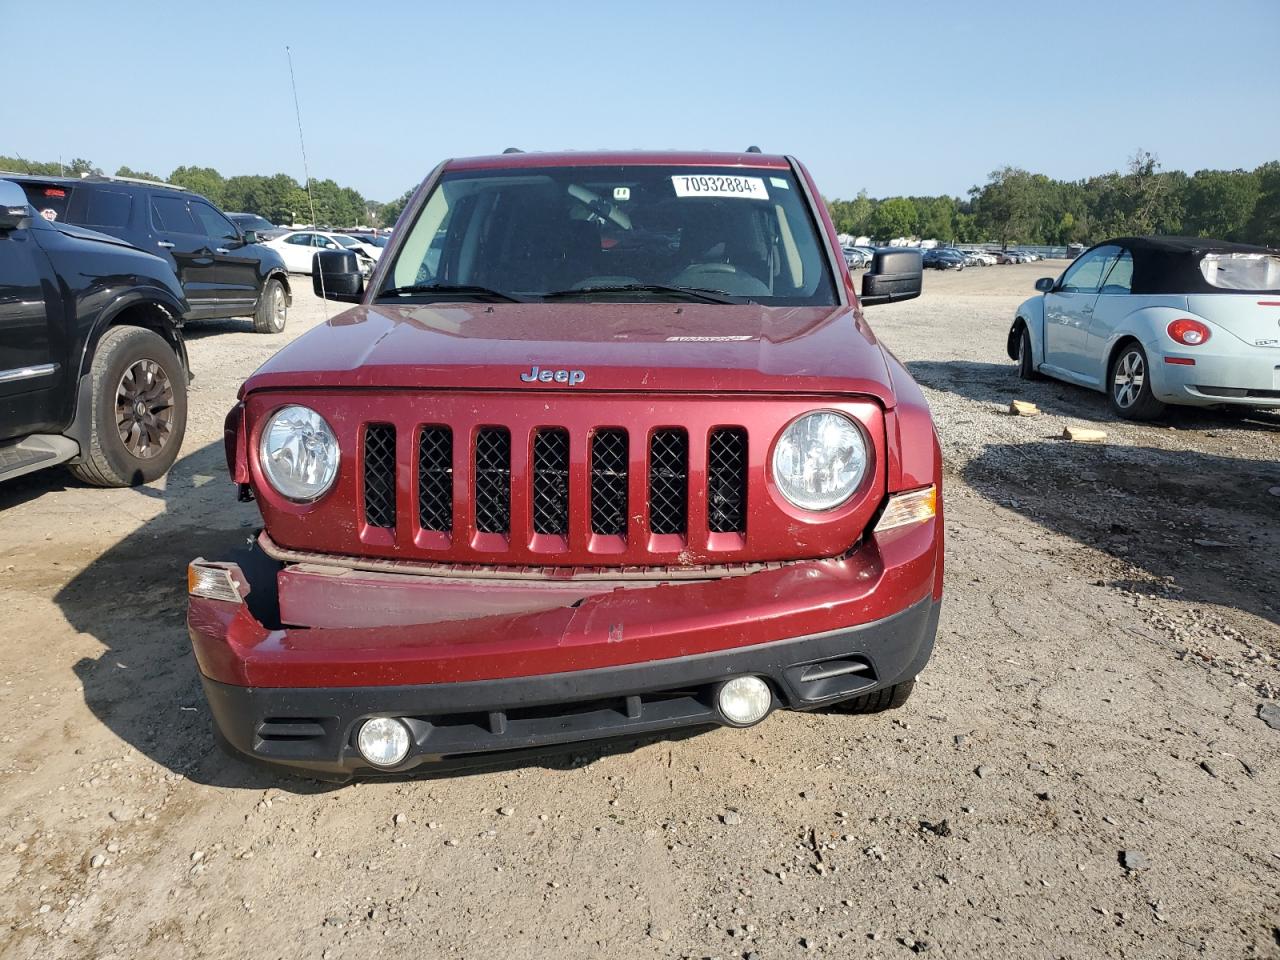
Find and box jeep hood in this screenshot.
[242,302,897,405]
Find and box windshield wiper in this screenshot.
[540,284,746,305]
[376,283,525,303]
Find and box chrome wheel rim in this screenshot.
[272,284,286,327]
[1113,350,1145,409]
[115,359,175,459]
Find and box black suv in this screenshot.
[1,179,189,486]
[11,174,292,334]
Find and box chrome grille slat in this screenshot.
[363,424,396,528]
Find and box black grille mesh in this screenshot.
[474,427,511,534]
[418,426,453,532]
[590,429,628,536]
[532,429,570,535]
[648,429,688,535]
[363,424,397,528]
[707,428,747,533]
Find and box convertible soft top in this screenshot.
[1100,236,1280,294]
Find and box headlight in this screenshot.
[258,405,340,501]
[771,411,867,511]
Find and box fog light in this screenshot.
[717,676,772,726]
[356,717,411,766]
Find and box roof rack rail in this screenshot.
[502,147,523,154]
[745,145,762,153]
[83,173,188,191]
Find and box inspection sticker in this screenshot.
[671,175,768,200]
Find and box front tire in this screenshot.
[68,326,187,487]
[827,680,915,714]
[1108,342,1165,420]
[1016,325,1040,380]
[253,277,287,334]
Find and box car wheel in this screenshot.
[68,326,187,487]
[1017,325,1040,380]
[1108,342,1166,420]
[827,680,915,714]
[253,277,288,334]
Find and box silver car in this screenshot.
[1008,236,1280,419]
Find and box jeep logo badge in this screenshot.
[520,365,586,386]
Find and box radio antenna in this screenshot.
[286,45,328,315]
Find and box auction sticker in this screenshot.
[40,208,57,221]
[672,175,768,200]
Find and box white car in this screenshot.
[330,233,382,261]
[1008,236,1280,419]
[264,231,376,276]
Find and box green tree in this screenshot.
[169,165,226,205]
[1183,168,1259,240]
[869,197,917,240]
[379,189,415,228]
[971,167,1039,247]
[115,165,165,182]
[1247,161,1280,247]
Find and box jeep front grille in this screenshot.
[590,428,628,536]
[532,428,570,535]
[362,423,396,528]
[648,428,688,536]
[707,427,747,534]
[473,427,511,534]
[417,426,453,532]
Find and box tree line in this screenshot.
[0,155,385,228]
[826,151,1280,248]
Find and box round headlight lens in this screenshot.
[771,412,867,511]
[258,405,340,501]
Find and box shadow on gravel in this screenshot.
[963,440,1280,626]
[908,359,1280,434]
[51,440,709,792]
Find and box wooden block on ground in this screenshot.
[1063,426,1107,443]
[1009,400,1040,416]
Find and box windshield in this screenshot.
[233,213,275,232]
[381,164,838,305]
[331,235,361,249]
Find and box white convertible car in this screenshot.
[1009,237,1280,419]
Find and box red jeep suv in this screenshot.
[189,151,941,779]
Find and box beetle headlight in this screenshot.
[258,405,340,501]
[771,412,867,511]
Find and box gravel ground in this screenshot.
[1,264,1278,960]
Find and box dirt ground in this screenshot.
[2,264,1278,960]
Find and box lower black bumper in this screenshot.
[203,595,940,779]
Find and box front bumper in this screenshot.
[202,594,939,779]
[189,516,942,777]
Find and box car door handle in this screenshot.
[157,241,175,249]
[215,247,230,254]
[1081,305,1093,314]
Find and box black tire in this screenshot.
[1016,325,1040,380]
[827,680,915,714]
[68,326,187,487]
[253,277,287,334]
[1107,341,1166,421]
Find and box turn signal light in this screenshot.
[874,485,937,533]
[1167,318,1211,346]
[187,560,244,603]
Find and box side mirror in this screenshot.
[312,249,364,303]
[0,180,31,231]
[242,230,258,244]
[859,248,922,306]
[1034,277,1055,292]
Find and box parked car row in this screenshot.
[262,229,380,276]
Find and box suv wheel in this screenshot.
[826,680,915,714]
[1108,342,1165,420]
[253,277,287,334]
[69,326,187,487]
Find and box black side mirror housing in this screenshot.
[860,248,923,306]
[1034,277,1055,292]
[313,249,364,303]
[0,180,32,231]
[242,230,258,244]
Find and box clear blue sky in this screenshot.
[4,0,1277,202]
